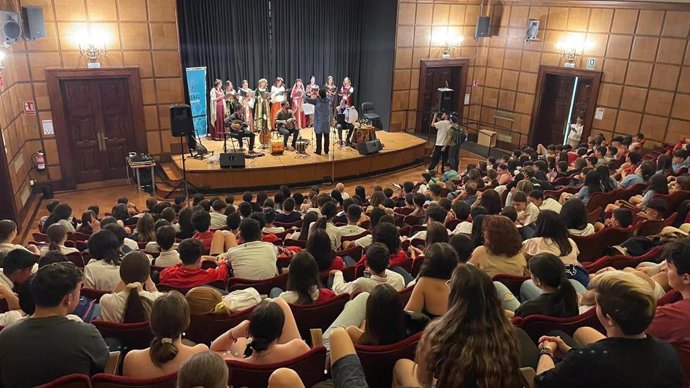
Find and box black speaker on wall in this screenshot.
[475,16,491,38]
[170,104,193,137]
[21,6,45,40]
[220,153,246,168]
[357,139,382,155]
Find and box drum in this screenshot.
[354,125,375,144]
[296,139,309,154]
[346,107,359,124]
[271,141,284,155]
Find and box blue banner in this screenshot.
[185,67,207,137]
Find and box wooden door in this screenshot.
[61,78,133,184]
[534,74,575,147]
[416,59,469,134]
[419,67,453,134]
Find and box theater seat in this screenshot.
[492,274,530,296]
[91,320,153,351]
[571,226,634,261]
[290,294,349,344]
[227,273,288,294]
[226,346,328,388]
[635,213,677,236]
[157,279,227,294]
[398,285,414,306]
[186,307,255,345]
[80,288,110,302]
[91,373,176,388]
[35,374,92,388]
[514,308,603,343]
[582,246,663,273]
[335,245,364,262]
[356,332,422,388]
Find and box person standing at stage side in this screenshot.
[209,79,226,141]
[276,101,298,150]
[306,89,331,155]
[255,78,269,132]
[340,77,354,106]
[447,113,465,171]
[270,77,286,126]
[291,79,305,130]
[428,112,452,172]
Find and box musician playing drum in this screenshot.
[275,101,298,150]
[226,106,256,153]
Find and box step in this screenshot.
[155,181,184,198]
[161,162,183,182]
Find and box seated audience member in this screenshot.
[595,207,634,231]
[84,230,123,291]
[191,210,214,252]
[40,223,79,257]
[262,208,284,234]
[450,200,472,235]
[449,233,474,263]
[42,202,76,234]
[269,252,335,304]
[345,207,386,248]
[177,352,228,388]
[287,211,319,241]
[469,215,528,277]
[512,191,540,227]
[338,204,366,237]
[248,212,278,243]
[209,200,228,229]
[38,199,60,231]
[148,226,181,267]
[275,197,302,223]
[405,242,458,318]
[561,170,602,206]
[0,248,36,291]
[224,218,278,280]
[560,198,595,237]
[535,271,683,387]
[410,192,427,218]
[0,219,39,255]
[636,198,667,221]
[409,204,449,241]
[102,221,137,253]
[211,298,309,364]
[176,208,196,239]
[0,262,108,387]
[392,264,523,388]
[132,213,156,243]
[408,222,449,259]
[160,239,229,288]
[307,229,345,271]
[332,243,405,295]
[99,251,163,323]
[672,149,690,174]
[646,239,690,382]
[76,210,99,235]
[619,160,656,189]
[498,253,579,318]
[123,291,208,378]
[528,190,562,214]
[309,201,343,251]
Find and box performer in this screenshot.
[305,88,331,155]
[340,76,354,106]
[325,75,337,107]
[224,81,239,113]
[275,101,298,150]
[304,75,319,127]
[226,105,255,152]
[291,78,305,130]
[241,89,255,132]
[270,77,286,126]
[239,79,252,97]
[209,79,226,141]
[428,112,452,172]
[255,78,269,132]
[335,99,355,146]
[307,75,319,98]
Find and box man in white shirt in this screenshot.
[209,200,228,230]
[336,182,350,200]
[409,204,450,241]
[512,191,540,227]
[0,249,37,291]
[225,218,278,280]
[0,220,39,255]
[338,204,366,237]
[149,226,181,267]
[428,112,452,172]
[528,190,562,214]
[331,243,405,295]
[262,208,285,234]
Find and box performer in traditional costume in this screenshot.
[305,75,319,127]
[340,77,354,106]
[209,79,226,140]
[241,89,255,132]
[291,79,305,130]
[239,79,252,97]
[270,77,286,127]
[307,75,319,98]
[224,81,239,114]
[325,76,338,125]
[255,78,269,131]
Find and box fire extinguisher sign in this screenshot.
[23,101,36,116]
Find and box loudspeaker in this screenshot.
[526,19,539,42]
[434,88,454,113]
[474,16,491,39]
[357,139,382,155]
[0,11,21,46]
[21,6,45,40]
[220,152,246,169]
[170,104,193,137]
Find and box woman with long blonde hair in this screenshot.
[393,264,523,388]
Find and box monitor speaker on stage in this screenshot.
[220,152,245,169]
[170,104,193,137]
[357,139,382,155]
[434,88,454,113]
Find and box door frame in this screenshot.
[415,58,469,132]
[46,67,146,190]
[529,65,602,147]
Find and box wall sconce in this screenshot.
[557,34,588,68]
[0,50,6,70]
[77,28,109,68]
[433,28,464,59]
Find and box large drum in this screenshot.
[354,125,376,144]
[296,139,310,154]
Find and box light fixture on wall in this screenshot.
[0,50,6,70]
[557,34,587,68]
[77,27,108,68]
[433,28,464,59]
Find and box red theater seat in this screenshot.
[356,332,422,388]
[226,346,328,388]
[91,373,176,388]
[35,374,92,388]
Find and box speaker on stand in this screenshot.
[167,104,199,199]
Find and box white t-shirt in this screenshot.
[210,212,227,229]
[275,286,320,304]
[338,225,366,236]
[99,288,164,323]
[452,221,473,235]
[432,120,452,146]
[332,269,405,295]
[39,245,79,257]
[568,123,583,142]
[84,259,121,291]
[226,241,279,280]
[308,222,343,252]
[539,198,563,214]
[154,250,182,268]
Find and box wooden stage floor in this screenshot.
[172,128,426,191]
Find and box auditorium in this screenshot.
[0,0,689,387]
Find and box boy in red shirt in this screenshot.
[159,238,229,288]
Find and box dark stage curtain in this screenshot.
[270,0,363,104]
[177,0,271,87]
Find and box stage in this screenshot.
[171,128,426,191]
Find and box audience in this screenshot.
[469,215,528,277]
[224,218,278,280]
[159,238,229,288]
[84,230,123,291]
[270,252,335,304]
[177,351,228,388]
[405,242,458,318]
[332,243,405,295]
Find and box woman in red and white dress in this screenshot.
[209,79,226,140]
[340,77,354,107]
[305,75,319,127]
[291,79,305,130]
[270,77,286,127]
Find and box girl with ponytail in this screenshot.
[309,200,342,251]
[99,251,163,323]
[123,291,208,378]
[41,223,79,256]
[515,253,579,318]
[211,298,309,364]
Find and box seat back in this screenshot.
[67,252,85,268]
[274,219,303,229]
[80,287,110,302]
[572,227,634,261]
[91,373,176,388]
[398,285,414,306]
[492,274,530,296]
[157,279,226,294]
[586,191,613,213]
[635,213,677,236]
[335,245,364,262]
[91,320,153,350]
[227,273,288,294]
[35,374,92,388]
[226,346,328,388]
[654,190,690,218]
[186,308,255,345]
[361,101,374,113]
[356,332,422,388]
[283,239,307,248]
[290,294,349,342]
[517,309,603,343]
[403,215,421,227]
[586,207,603,224]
